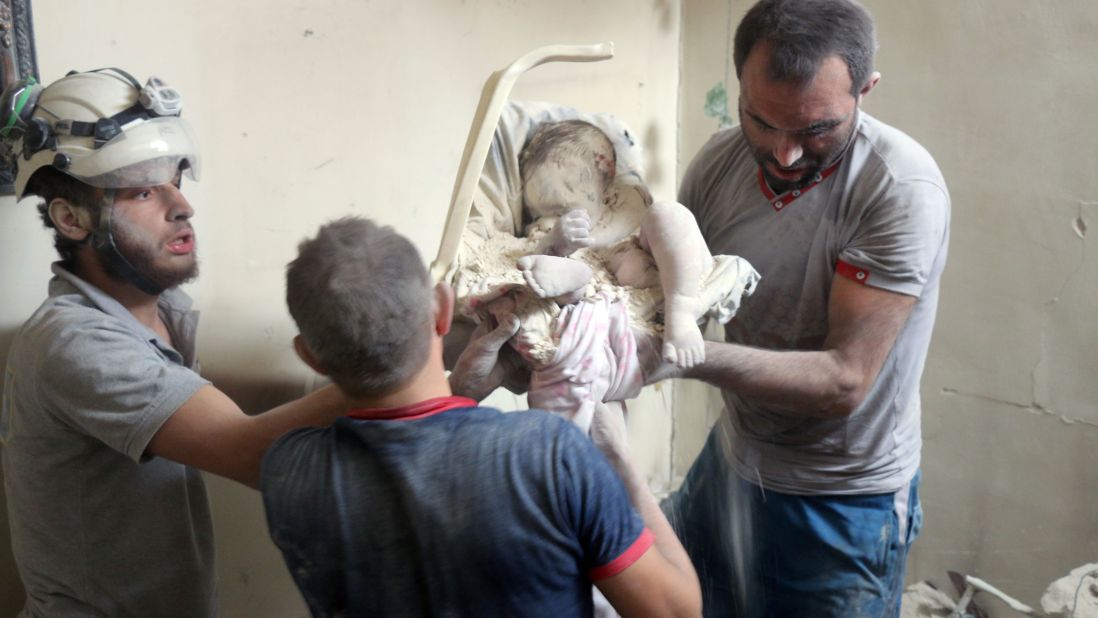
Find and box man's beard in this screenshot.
[752,110,860,195]
[758,157,827,195]
[106,216,199,291]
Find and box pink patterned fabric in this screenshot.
[527,293,644,432]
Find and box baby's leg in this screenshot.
[517,255,593,304]
[639,200,713,368]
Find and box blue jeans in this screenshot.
[661,427,923,618]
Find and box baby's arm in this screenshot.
[639,201,714,369]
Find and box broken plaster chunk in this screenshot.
[1041,563,1098,618]
[899,581,956,618]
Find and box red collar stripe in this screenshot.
[346,395,478,421]
[757,159,842,212]
[836,259,870,285]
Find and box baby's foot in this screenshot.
[517,255,593,301]
[663,294,707,368]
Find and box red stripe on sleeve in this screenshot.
[835,260,870,285]
[588,528,655,581]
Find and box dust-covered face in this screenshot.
[738,44,862,194]
[107,180,199,290]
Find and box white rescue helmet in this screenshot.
[0,68,200,199]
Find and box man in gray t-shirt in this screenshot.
[0,69,349,616]
[659,1,950,616]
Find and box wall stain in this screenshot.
[1072,201,1093,239]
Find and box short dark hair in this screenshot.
[733,0,877,96]
[286,216,434,398]
[24,167,103,263]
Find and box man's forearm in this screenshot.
[149,383,349,490]
[589,403,697,586]
[603,449,698,585]
[683,340,861,418]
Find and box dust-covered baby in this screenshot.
[453,117,759,432]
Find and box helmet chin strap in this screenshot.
[91,190,165,296]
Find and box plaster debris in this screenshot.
[899,581,956,617]
[452,211,663,366]
[1073,216,1087,239]
[1041,563,1098,618]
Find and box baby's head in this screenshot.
[519,120,616,221]
[286,216,435,399]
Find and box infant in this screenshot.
[452,116,758,431]
[517,119,716,368]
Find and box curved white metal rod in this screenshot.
[430,42,614,282]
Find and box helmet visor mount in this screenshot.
[66,116,201,189]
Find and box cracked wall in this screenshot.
[679,0,1098,612]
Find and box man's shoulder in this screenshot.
[495,408,584,440]
[696,125,748,162]
[437,405,568,429]
[444,408,599,467]
[855,113,946,186]
[266,425,333,461]
[12,293,137,364]
[680,125,757,203]
[263,424,327,469]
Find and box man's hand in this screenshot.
[448,315,526,401]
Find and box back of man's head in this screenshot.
[733,0,877,95]
[286,216,434,398]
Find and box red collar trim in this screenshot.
[756,159,843,212]
[346,395,477,421]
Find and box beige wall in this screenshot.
[0,1,681,614]
[678,0,1098,611]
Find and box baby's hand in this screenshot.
[547,209,593,256]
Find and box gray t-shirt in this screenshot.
[680,112,950,495]
[1,263,216,617]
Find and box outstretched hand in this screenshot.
[448,315,526,401]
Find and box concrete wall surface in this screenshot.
[678,0,1098,612]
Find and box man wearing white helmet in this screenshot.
[0,69,352,616]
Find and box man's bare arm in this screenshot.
[147,383,348,488]
[590,403,702,617]
[682,274,917,418]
